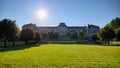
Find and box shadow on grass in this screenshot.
[0,44,41,52]
[1,41,120,52]
[50,43,120,47]
[76,43,120,46]
[100,44,120,46]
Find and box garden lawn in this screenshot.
[0,44,120,68]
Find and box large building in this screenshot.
[22,23,100,39]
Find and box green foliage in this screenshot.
[106,17,120,29]
[40,32,47,40]
[79,30,85,39]
[97,27,115,45]
[48,30,59,39]
[0,18,20,47]
[0,44,120,68]
[114,27,120,41]
[34,32,41,43]
[20,28,35,45]
[98,17,120,44]
[91,34,99,42]
[69,31,78,39]
[8,22,20,47]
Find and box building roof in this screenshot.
[68,26,87,28]
[22,23,100,29]
[58,23,67,27]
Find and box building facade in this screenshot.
[22,23,100,39]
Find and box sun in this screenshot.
[36,9,47,20]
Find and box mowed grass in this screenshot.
[0,44,120,68]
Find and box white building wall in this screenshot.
[22,23,100,39]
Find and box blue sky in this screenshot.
[0,0,120,29]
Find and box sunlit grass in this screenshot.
[111,41,120,45]
[0,44,120,68]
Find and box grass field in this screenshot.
[0,44,120,68]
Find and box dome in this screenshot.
[58,23,67,27]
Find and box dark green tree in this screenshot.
[9,22,20,47]
[0,19,20,48]
[48,31,52,39]
[102,17,120,41]
[40,32,47,40]
[97,27,116,45]
[54,31,59,39]
[106,17,120,29]
[91,34,99,42]
[48,30,59,39]
[34,32,41,43]
[20,28,35,45]
[114,27,120,41]
[70,31,78,39]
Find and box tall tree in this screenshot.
[34,32,41,43]
[97,27,115,45]
[104,17,120,41]
[9,21,20,47]
[106,17,120,29]
[0,19,20,48]
[20,28,35,45]
[91,34,99,42]
[114,27,120,41]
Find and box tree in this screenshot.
[97,27,116,45]
[91,34,99,42]
[40,32,47,40]
[20,28,35,45]
[103,17,120,41]
[34,32,41,43]
[0,19,20,48]
[114,27,120,41]
[9,22,20,47]
[54,31,59,39]
[106,17,120,29]
[79,30,85,39]
[69,31,78,39]
[48,30,59,39]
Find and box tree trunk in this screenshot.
[13,40,15,47]
[4,40,7,48]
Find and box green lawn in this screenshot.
[0,44,120,68]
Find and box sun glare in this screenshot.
[36,9,47,20]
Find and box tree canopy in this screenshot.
[91,34,99,42]
[0,18,20,47]
[48,30,59,39]
[114,27,120,41]
[69,31,78,39]
[97,27,115,45]
[20,28,35,45]
[106,17,120,29]
[97,17,120,45]
[34,32,41,43]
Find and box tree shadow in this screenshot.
[0,43,41,52]
[1,41,119,52]
[45,42,120,47]
[100,44,120,46]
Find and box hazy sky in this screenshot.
[0,0,120,29]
